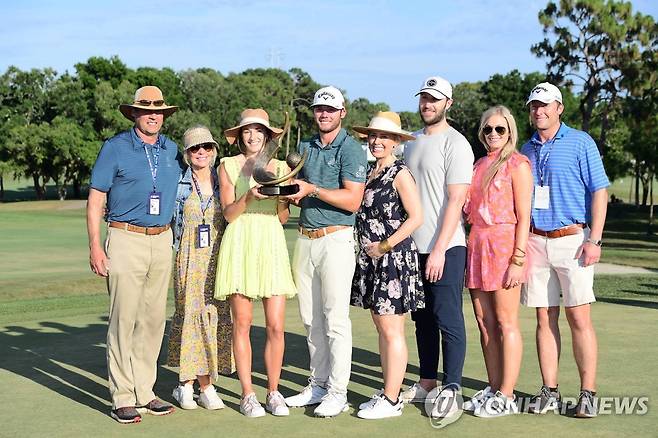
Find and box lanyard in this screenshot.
[191,172,214,224]
[143,138,161,192]
[533,139,555,187]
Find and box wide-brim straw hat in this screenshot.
[119,85,178,121]
[224,108,284,145]
[352,111,416,142]
[183,125,218,151]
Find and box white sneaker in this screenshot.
[430,386,461,419]
[314,392,349,417]
[285,383,328,407]
[399,383,431,404]
[475,391,518,418]
[198,385,225,410]
[266,391,290,416]
[463,386,493,412]
[172,384,197,410]
[357,395,403,420]
[240,393,266,418]
[359,389,384,410]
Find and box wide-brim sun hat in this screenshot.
[183,125,218,151]
[224,108,284,145]
[352,111,416,142]
[119,85,178,121]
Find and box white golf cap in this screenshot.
[526,82,563,105]
[311,86,345,110]
[415,76,452,100]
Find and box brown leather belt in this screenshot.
[298,225,350,239]
[530,223,585,238]
[109,221,171,236]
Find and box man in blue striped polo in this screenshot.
[520,82,609,419]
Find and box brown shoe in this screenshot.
[137,399,175,416]
[110,406,142,424]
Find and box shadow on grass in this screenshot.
[1,314,496,417]
[597,297,658,310]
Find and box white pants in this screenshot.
[292,228,356,395]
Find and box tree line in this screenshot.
[0,0,655,209]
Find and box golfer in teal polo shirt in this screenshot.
[87,86,183,424]
[285,86,367,417]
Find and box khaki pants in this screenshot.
[292,228,355,395]
[105,227,173,409]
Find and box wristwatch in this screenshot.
[586,238,602,247]
[308,185,320,198]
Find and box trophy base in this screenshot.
[258,184,299,196]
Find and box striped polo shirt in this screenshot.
[521,123,609,231]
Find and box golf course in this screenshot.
[1,179,656,437]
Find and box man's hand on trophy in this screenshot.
[286,179,314,204]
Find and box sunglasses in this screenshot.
[483,125,507,136]
[136,99,166,106]
[188,144,214,153]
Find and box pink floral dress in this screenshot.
[464,150,530,291]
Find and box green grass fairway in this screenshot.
[1,297,656,437]
[1,199,656,436]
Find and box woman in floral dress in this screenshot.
[350,112,424,420]
[168,125,233,411]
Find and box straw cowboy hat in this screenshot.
[119,85,178,121]
[352,111,416,142]
[224,108,284,145]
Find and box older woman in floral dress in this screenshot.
[167,125,233,411]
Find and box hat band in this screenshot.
[367,117,405,133]
[237,116,271,129]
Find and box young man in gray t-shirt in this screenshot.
[401,76,474,419]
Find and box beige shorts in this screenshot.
[521,229,596,308]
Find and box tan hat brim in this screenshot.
[119,104,178,121]
[352,126,416,142]
[224,122,284,145]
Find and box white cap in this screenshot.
[526,82,563,105]
[311,86,345,110]
[415,76,452,100]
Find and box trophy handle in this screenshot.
[252,111,307,185]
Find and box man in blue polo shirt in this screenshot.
[284,86,367,417]
[87,85,183,424]
[520,82,609,418]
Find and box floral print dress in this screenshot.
[351,160,425,315]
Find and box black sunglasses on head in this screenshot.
[188,144,214,153]
[483,125,507,135]
[136,99,166,106]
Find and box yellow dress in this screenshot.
[214,155,297,300]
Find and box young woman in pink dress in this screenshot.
[463,105,532,417]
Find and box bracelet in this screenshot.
[515,247,526,256]
[378,239,393,253]
[586,238,602,247]
[510,256,525,267]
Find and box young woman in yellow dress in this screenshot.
[215,109,296,418]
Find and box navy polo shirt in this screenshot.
[297,128,367,228]
[90,128,183,227]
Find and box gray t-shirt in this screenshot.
[404,126,474,253]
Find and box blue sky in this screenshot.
[2,0,656,112]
